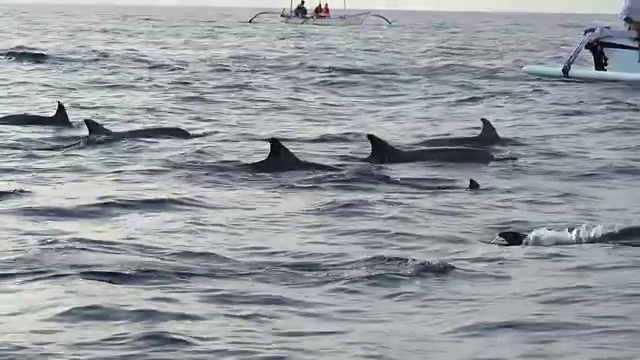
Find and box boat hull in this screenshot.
[283,16,359,25]
[522,27,640,82]
[522,65,640,82]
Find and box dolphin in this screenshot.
[84,119,194,140]
[417,118,501,147]
[495,226,640,247]
[244,138,341,173]
[32,119,203,151]
[364,134,512,164]
[0,101,72,127]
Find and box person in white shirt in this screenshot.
[621,0,640,31]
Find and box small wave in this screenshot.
[450,94,499,104]
[273,329,349,337]
[166,249,240,264]
[0,270,52,282]
[303,198,378,217]
[263,255,457,285]
[307,64,400,76]
[299,168,468,192]
[311,78,363,88]
[198,290,321,308]
[77,270,189,286]
[345,255,456,275]
[18,267,215,286]
[148,63,186,71]
[0,189,30,200]
[178,95,212,103]
[448,319,586,337]
[9,196,214,220]
[98,331,198,348]
[245,132,364,144]
[50,305,205,323]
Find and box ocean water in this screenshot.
[0,4,639,359]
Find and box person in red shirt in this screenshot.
[314,2,324,17]
[323,3,330,17]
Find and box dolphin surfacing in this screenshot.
[244,138,340,173]
[468,178,480,190]
[365,134,497,164]
[0,101,72,127]
[84,119,193,140]
[417,118,501,148]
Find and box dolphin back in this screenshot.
[246,138,339,173]
[125,127,192,139]
[0,101,72,127]
[411,147,495,163]
[419,118,501,148]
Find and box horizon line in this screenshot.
[0,1,617,16]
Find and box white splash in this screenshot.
[523,224,608,246]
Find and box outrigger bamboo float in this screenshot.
[248,0,392,26]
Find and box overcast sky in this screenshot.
[0,0,619,14]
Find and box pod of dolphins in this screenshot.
[1,101,638,247]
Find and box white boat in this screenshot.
[522,26,640,82]
[248,0,392,26]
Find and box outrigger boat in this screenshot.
[523,26,640,82]
[248,0,392,26]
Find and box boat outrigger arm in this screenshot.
[560,27,640,77]
[247,9,288,23]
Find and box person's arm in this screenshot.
[621,0,632,21]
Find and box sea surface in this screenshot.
[0,4,639,359]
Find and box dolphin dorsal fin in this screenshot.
[366,134,401,159]
[54,101,70,124]
[266,138,300,162]
[84,119,112,135]
[468,178,480,190]
[479,118,499,139]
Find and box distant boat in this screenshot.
[248,0,392,26]
[522,26,640,82]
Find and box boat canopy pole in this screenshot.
[561,28,598,78]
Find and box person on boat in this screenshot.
[294,0,308,17]
[324,3,331,18]
[314,2,324,17]
[621,0,640,33]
